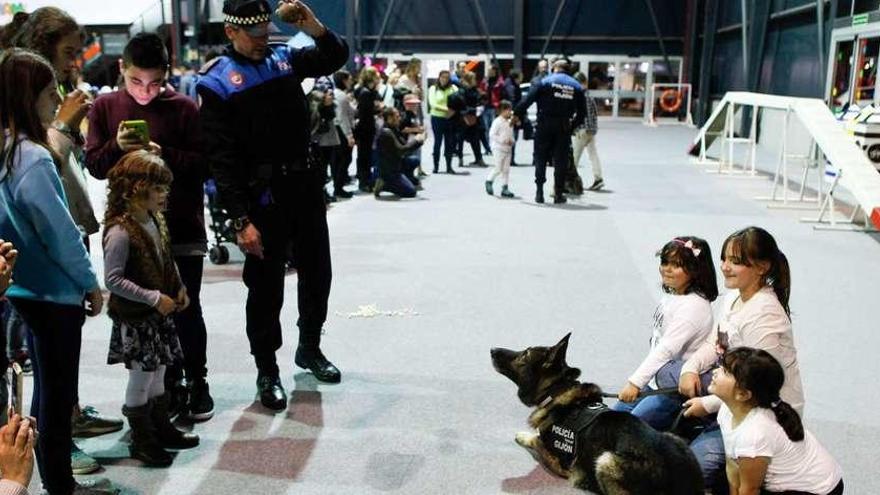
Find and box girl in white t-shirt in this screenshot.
[711,347,843,495]
[612,236,718,430]
[681,226,805,491]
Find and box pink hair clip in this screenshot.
[673,238,702,257]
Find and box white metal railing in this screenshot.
[691,92,880,231]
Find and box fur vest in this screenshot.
[106,212,182,322]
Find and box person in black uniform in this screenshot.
[196,0,349,410]
[514,59,585,204]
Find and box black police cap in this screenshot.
[223,0,272,25]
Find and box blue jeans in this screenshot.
[402,155,421,186]
[691,423,728,493]
[612,360,713,430]
[379,173,416,198]
[611,388,682,430]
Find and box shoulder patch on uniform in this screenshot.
[199,56,224,75]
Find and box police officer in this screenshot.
[197,0,349,410]
[515,59,585,204]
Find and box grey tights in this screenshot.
[125,365,166,408]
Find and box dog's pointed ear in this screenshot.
[545,333,571,367]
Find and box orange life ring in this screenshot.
[659,89,683,113]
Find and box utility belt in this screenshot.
[536,120,573,136]
[249,158,320,208]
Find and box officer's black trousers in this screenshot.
[242,170,332,377]
[533,121,572,190]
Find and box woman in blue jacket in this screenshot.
[0,49,110,495]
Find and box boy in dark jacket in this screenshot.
[84,33,212,422]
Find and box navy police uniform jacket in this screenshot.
[196,31,349,219]
[515,72,586,132]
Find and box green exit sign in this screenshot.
[853,13,870,26]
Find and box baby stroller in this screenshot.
[204,179,236,264]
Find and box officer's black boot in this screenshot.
[256,375,286,410]
[295,330,341,383]
[433,155,439,174]
[553,187,567,204]
[255,354,286,411]
[535,186,544,204]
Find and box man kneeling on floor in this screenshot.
[374,107,425,198]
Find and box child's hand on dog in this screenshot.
[617,382,640,403]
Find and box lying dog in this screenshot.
[491,333,703,494]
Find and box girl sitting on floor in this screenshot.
[612,236,718,430]
[681,226,805,492]
[706,347,843,495]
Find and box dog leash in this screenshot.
[600,387,680,399]
[599,387,706,435]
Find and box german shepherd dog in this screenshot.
[490,333,703,494]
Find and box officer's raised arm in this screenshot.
[277,0,349,78]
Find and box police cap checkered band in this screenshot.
[223,0,272,25]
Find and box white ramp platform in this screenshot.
[691,92,880,230]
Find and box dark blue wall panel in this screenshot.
[760,20,821,97]
[351,0,685,56]
[361,0,513,37]
[706,2,826,98]
[711,37,746,94]
[524,0,685,37]
[271,0,346,37]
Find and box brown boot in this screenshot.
[122,404,172,467]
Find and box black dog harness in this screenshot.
[540,402,609,468]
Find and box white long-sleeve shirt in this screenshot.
[682,287,805,415]
[489,116,515,152]
[628,292,714,389]
[333,88,356,139]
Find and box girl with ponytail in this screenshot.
[711,348,843,495]
[678,227,806,491]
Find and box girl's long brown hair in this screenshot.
[722,348,804,441]
[104,151,173,227]
[721,226,792,316]
[0,49,59,173]
[9,7,83,65]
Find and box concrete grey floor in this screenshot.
[29,120,880,494]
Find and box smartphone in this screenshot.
[122,119,150,145]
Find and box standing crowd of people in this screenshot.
[0,0,350,492]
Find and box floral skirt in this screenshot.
[108,314,184,371]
